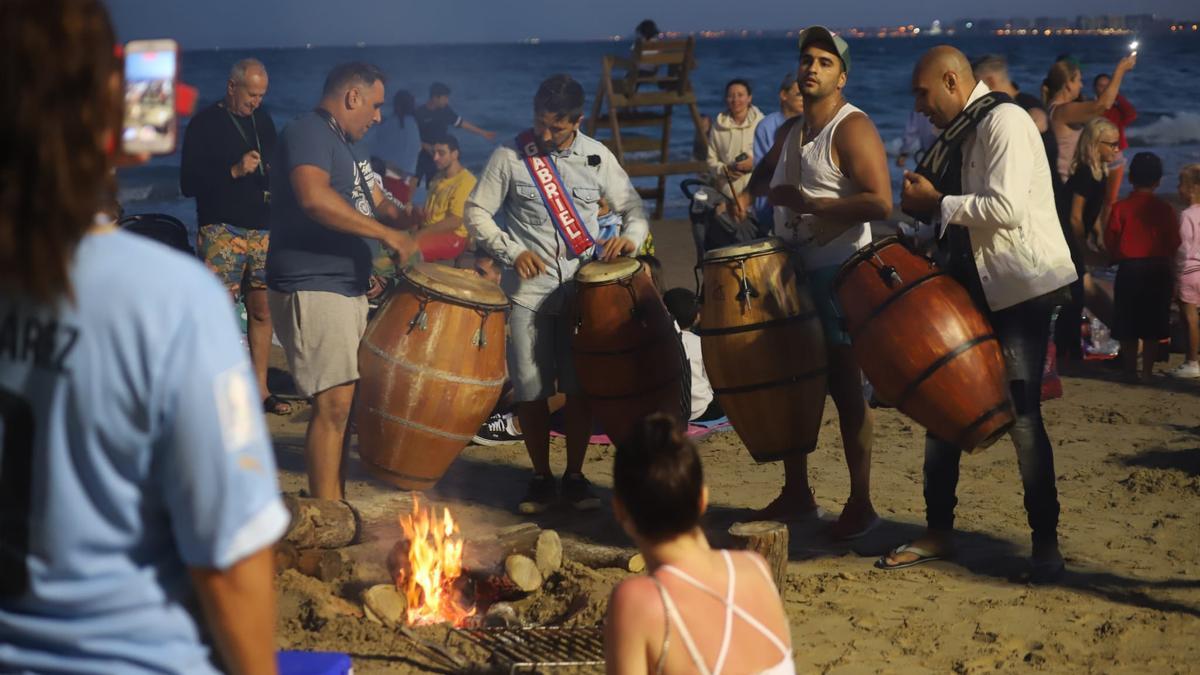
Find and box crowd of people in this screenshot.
[2,1,1197,672]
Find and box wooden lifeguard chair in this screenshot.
[588,37,707,219]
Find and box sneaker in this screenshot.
[561,473,602,511]
[472,413,523,446]
[1168,361,1200,379]
[517,475,557,515]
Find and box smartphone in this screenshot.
[121,39,179,155]
[735,152,749,163]
[1129,40,1139,56]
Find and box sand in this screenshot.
[267,220,1200,673]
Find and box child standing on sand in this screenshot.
[1105,152,1180,381]
[1169,163,1200,379]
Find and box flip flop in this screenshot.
[830,514,882,541]
[874,543,945,570]
[263,394,293,416]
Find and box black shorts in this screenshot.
[1112,258,1172,341]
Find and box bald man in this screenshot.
[880,46,1076,583]
[181,58,287,415]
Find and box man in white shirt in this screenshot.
[880,47,1076,583]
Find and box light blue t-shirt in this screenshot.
[753,111,791,227]
[0,230,288,674]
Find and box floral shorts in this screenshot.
[197,223,269,292]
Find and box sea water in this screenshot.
[118,34,1200,238]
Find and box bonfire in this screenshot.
[394,497,475,626]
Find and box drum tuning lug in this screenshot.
[407,309,429,333]
[878,265,903,288]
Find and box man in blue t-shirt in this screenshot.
[1,3,285,671]
[0,228,288,674]
[266,62,417,500]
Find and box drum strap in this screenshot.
[908,92,1010,306]
[908,91,1012,220]
[515,129,596,257]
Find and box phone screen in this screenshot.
[122,43,177,154]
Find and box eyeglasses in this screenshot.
[1100,140,1120,148]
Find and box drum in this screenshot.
[697,238,827,462]
[356,263,509,489]
[573,258,688,444]
[832,237,1014,451]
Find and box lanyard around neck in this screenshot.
[222,103,264,176]
[315,108,376,219]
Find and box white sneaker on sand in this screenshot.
[1168,361,1200,379]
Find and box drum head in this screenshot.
[703,237,786,262]
[576,258,641,284]
[401,263,509,308]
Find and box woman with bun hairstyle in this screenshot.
[604,414,794,675]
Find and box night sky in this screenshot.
[106,0,1198,48]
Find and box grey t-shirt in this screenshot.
[266,111,377,296]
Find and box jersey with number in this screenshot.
[0,230,288,674]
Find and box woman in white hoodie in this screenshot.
[706,79,764,197]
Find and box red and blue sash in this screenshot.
[516,130,595,257]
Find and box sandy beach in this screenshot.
[269,219,1200,673]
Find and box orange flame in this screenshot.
[395,496,475,626]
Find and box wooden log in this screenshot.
[274,541,299,574]
[274,542,327,579]
[282,495,359,549]
[461,523,544,572]
[535,530,563,576]
[728,521,788,600]
[317,540,395,595]
[503,554,543,593]
[561,539,646,573]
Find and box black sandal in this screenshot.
[263,394,293,416]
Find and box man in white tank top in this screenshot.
[758,27,893,537]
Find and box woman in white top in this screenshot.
[605,415,794,675]
[706,79,764,198]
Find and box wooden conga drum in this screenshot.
[356,263,509,489]
[832,237,1014,451]
[572,258,688,444]
[697,238,827,462]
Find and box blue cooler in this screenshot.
[277,651,353,675]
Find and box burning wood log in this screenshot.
[728,521,788,600]
[560,539,646,573]
[456,524,557,599]
[316,540,395,594]
[282,495,359,549]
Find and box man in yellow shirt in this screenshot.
[413,133,477,261]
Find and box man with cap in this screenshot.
[761,27,892,538]
[879,46,1075,582]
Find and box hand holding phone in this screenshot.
[121,39,179,155]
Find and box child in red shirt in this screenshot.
[1105,152,1181,381]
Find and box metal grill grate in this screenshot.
[454,626,605,673]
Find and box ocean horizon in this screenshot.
[119,34,1200,234]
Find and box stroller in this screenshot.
[680,178,772,263]
[119,213,194,256]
